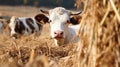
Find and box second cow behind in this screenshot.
[9,16,43,39]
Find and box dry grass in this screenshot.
[75,0,120,67]
[0,0,120,67]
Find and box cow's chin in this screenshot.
[53,36,65,46]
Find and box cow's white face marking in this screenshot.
[48,7,70,39]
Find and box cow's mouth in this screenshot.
[54,36,63,39]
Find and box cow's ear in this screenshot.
[70,15,82,25]
[40,9,49,15]
[35,14,49,24]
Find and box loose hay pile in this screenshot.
[75,0,120,67]
[0,0,120,67]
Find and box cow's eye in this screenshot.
[67,20,70,23]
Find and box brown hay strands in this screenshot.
[109,0,120,23]
[75,0,120,67]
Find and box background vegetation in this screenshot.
[0,0,76,9]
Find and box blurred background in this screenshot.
[0,0,76,9]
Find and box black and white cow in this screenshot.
[9,16,43,38]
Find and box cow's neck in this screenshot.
[64,28,71,44]
[65,25,79,44]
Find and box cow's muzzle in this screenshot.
[11,33,18,39]
[54,30,64,39]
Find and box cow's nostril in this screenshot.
[54,31,63,36]
[54,32,57,34]
[60,32,63,35]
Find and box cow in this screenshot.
[0,17,10,32]
[9,16,42,39]
[0,21,3,33]
[34,7,82,46]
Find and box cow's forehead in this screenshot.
[49,7,69,14]
[48,7,70,22]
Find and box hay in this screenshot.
[0,0,119,67]
[75,0,120,67]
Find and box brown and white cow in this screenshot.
[35,7,82,46]
[9,16,43,39]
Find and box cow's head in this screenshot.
[35,7,82,45]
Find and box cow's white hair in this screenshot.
[49,7,70,15]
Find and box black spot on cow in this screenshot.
[70,15,82,25]
[26,18,35,33]
[15,18,25,34]
[35,14,49,24]
[36,22,42,31]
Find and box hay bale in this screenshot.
[63,0,120,67]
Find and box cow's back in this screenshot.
[9,16,43,38]
[18,17,42,34]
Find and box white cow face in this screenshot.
[48,8,70,39]
[35,7,82,40]
[49,19,69,39]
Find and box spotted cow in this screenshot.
[9,16,43,38]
